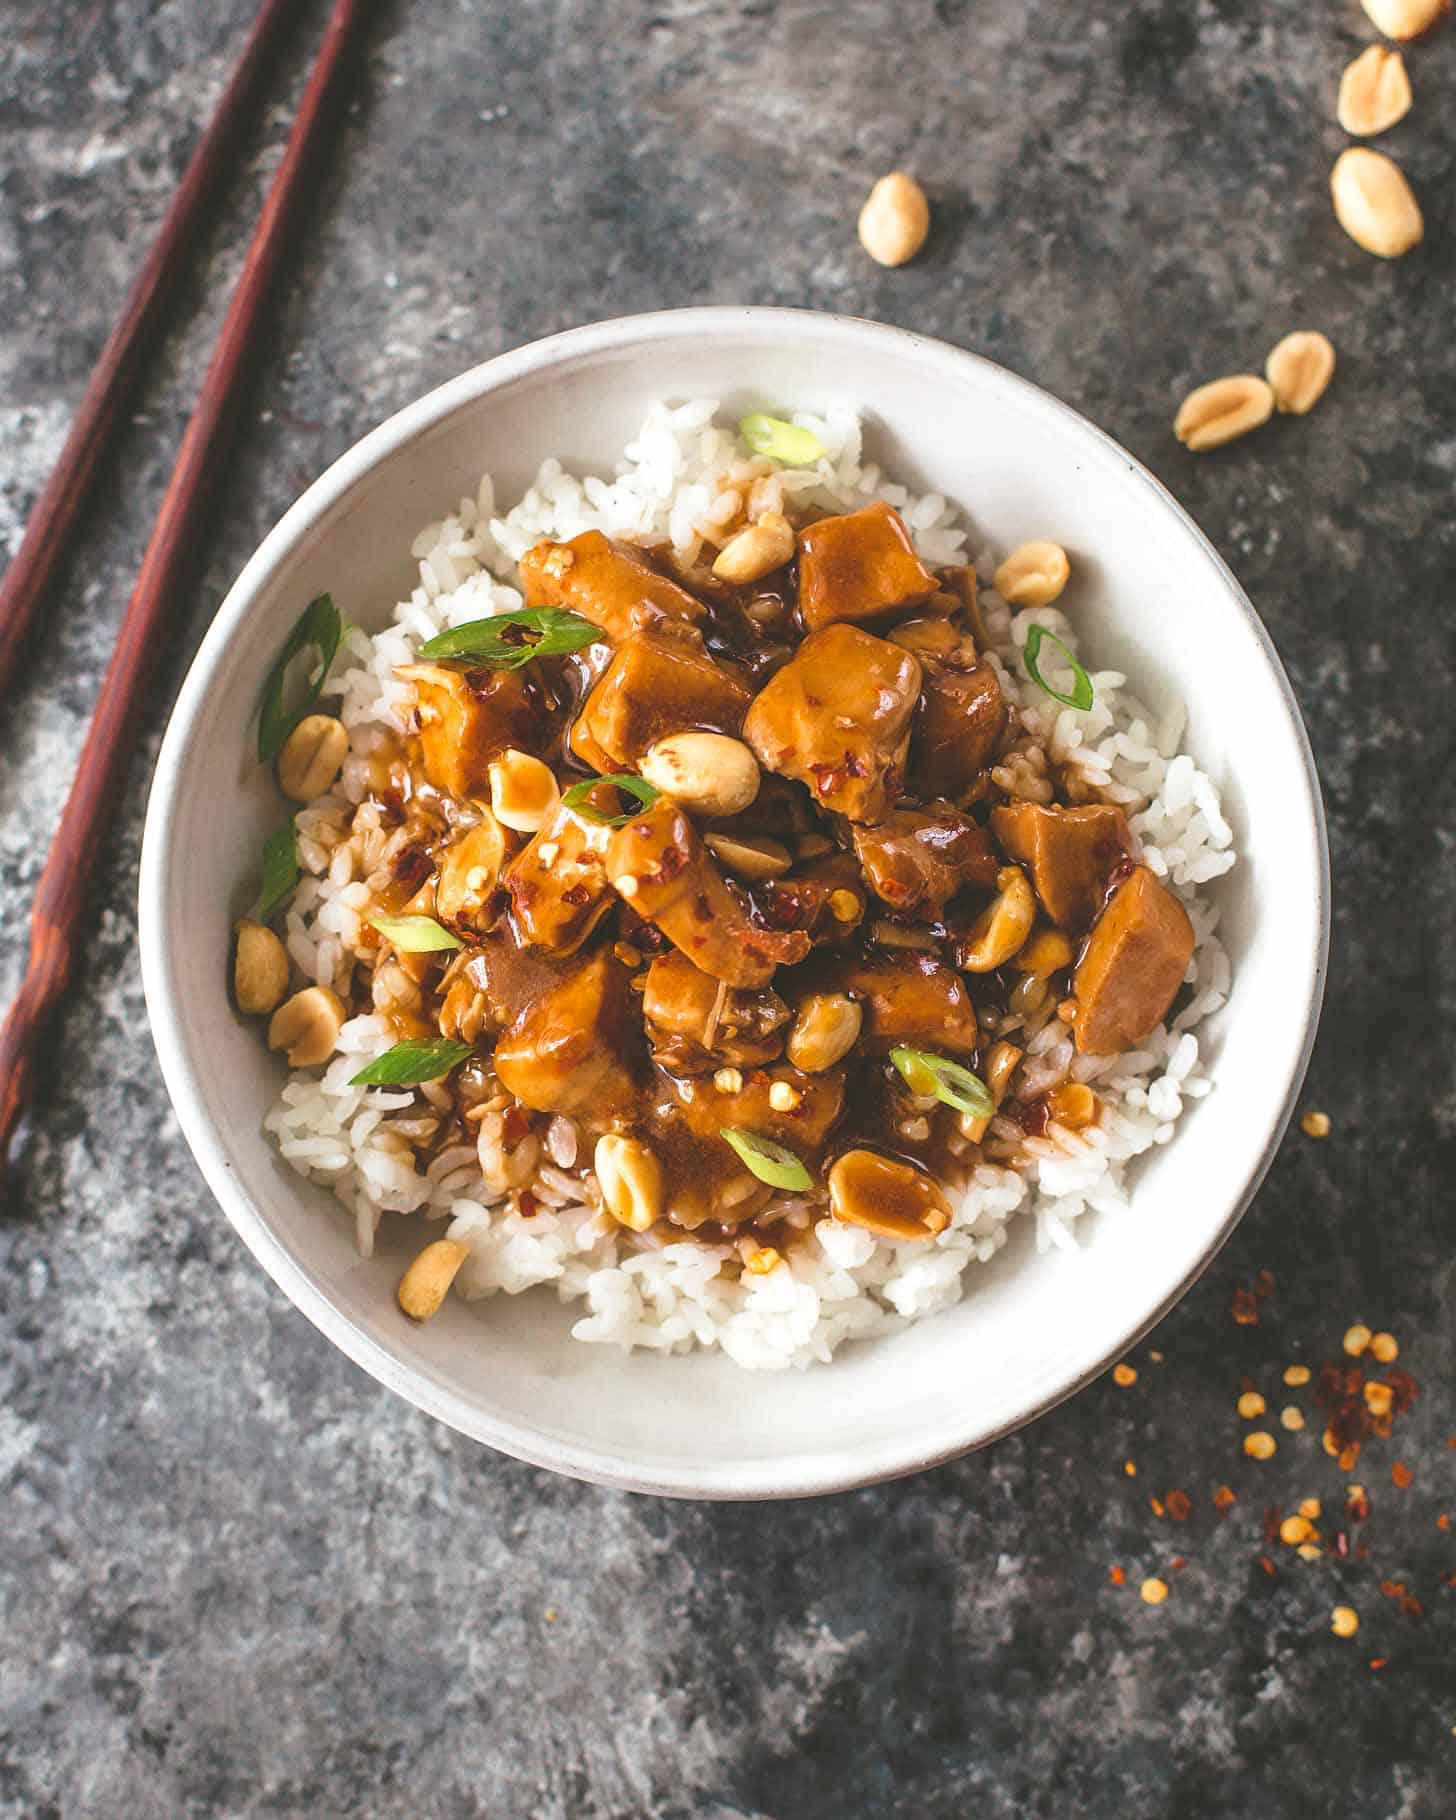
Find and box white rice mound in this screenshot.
[264,400,1236,1371]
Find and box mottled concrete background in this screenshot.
[2,1,1454,1815]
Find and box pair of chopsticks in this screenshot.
[0,0,370,1178]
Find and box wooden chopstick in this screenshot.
[0,0,369,1179]
[0,0,301,701]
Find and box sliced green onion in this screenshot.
[889,1046,995,1119]
[1022,622,1094,712]
[368,914,462,953]
[349,1038,474,1087]
[561,773,662,827]
[721,1127,813,1191]
[257,594,343,762]
[418,607,600,667]
[738,412,826,466]
[253,822,300,922]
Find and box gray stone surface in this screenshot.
[2,0,1454,1813]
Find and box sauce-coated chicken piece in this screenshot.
[890,618,1007,799]
[797,501,938,630]
[504,800,614,955]
[742,624,921,824]
[435,815,512,938]
[1072,866,1194,1055]
[659,1062,846,1156]
[990,801,1134,932]
[605,797,810,987]
[396,662,543,799]
[493,949,642,1117]
[519,529,706,640]
[641,950,790,1073]
[850,801,1001,915]
[569,625,751,772]
[810,949,978,1053]
[437,923,578,1043]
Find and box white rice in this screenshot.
[263,400,1236,1370]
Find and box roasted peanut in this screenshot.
[1173,376,1275,452]
[1015,925,1075,978]
[276,713,349,803]
[961,1038,1022,1143]
[857,171,930,267]
[993,541,1070,609]
[233,919,290,1015]
[488,748,560,833]
[702,831,791,880]
[397,1239,470,1321]
[1330,148,1423,258]
[639,732,761,819]
[959,867,1036,971]
[1337,45,1413,136]
[786,993,863,1073]
[594,1133,663,1232]
[1044,1082,1099,1131]
[827,1149,951,1241]
[267,985,346,1067]
[711,512,796,585]
[1359,0,1448,39]
[1265,331,1336,416]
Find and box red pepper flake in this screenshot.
[1166,1489,1193,1523]
[1401,1596,1424,1620]
[1254,1268,1276,1299]
[1170,1556,1188,1572]
[1231,1286,1260,1326]
[517,1189,539,1219]
[1213,1485,1237,1513]
[1442,1572,1456,1589]
[1437,1514,1450,1532]
[1334,1531,1350,1558]
[1262,1506,1285,1547]
[1380,1580,1407,1599]
[1259,1556,1276,1577]
[1347,1487,1371,1523]
[1369,1657,1388,1671]
[1150,1498,1166,1518]
[502,1105,531,1146]
[1109,1565,1125,1586]
[1392,1461,1413,1489]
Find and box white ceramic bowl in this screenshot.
[140,307,1327,1499]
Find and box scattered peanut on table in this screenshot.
[1337,45,1413,136]
[1265,332,1336,416]
[1173,375,1275,452]
[1329,147,1424,258]
[857,171,930,267]
[1359,0,1449,40]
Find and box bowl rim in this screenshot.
[139,304,1330,1500]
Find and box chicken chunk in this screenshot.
[755,851,868,948]
[519,530,706,640]
[990,802,1134,932]
[641,950,790,1072]
[568,625,751,772]
[911,654,1008,799]
[493,950,642,1117]
[797,501,938,631]
[659,1062,846,1157]
[742,624,921,824]
[851,802,1001,916]
[1072,866,1194,1055]
[436,923,578,1043]
[396,663,543,800]
[504,800,614,955]
[605,797,810,987]
[434,816,512,939]
[812,950,978,1053]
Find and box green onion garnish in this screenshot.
[257,594,343,762]
[349,1038,474,1087]
[889,1047,995,1119]
[253,822,300,922]
[738,413,826,466]
[368,914,462,953]
[721,1127,813,1191]
[418,607,600,667]
[1022,623,1094,711]
[561,773,662,826]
